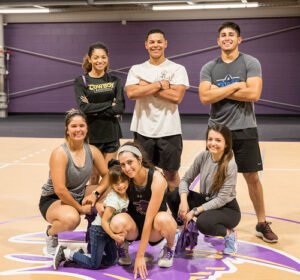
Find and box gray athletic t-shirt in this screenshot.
[179,150,237,211]
[41,142,93,202]
[200,53,262,130]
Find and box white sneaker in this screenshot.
[45,225,58,256]
[158,246,174,268]
[118,241,131,266]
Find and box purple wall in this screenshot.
[4,18,300,114]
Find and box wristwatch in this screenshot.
[192,207,201,217]
[92,190,101,199]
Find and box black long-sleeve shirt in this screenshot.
[74,73,125,144]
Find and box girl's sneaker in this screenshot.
[53,245,67,270]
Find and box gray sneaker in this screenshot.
[158,246,174,268]
[53,245,66,270]
[45,225,58,256]
[118,241,132,266]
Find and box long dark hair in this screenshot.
[82,42,109,74]
[207,124,233,194]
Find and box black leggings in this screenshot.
[167,188,241,237]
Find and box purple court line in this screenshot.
[241,212,300,225]
[190,174,200,191]
[0,215,41,225]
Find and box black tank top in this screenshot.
[127,168,167,217]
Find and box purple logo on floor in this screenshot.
[2,231,300,279]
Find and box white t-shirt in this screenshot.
[92,190,129,226]
[125,59,189,137]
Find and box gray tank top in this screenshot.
[41,142,93,202]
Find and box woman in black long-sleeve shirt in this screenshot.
[74,42,125,184]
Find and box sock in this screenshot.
[64,248,72,260]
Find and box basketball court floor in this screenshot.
[0,131,299,280]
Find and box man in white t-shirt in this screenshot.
[125,29,189,191]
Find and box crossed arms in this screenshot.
[125,79,186,104]
[199,76,262,105]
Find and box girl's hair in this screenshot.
[108,164,129,186]
[82,42,109,73]
[118,141,154,169]
[64,109,88,143]
[206,124,233,194]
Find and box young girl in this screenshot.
[167,124,241,254]
[53,164,129,270]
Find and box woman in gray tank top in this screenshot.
[39,109,110,256]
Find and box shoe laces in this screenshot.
[118,246,128,258]
[263,222,274,233]
[162,246,174,260]
[48,235,58,246]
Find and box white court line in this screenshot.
[264,168,300,172]
[0,149,48,169]
[0,162,47,169]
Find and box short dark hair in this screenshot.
[146,29,166,40]
[218,22,241,37]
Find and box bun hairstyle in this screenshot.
[64,109,88,143]
[82,42,109,74]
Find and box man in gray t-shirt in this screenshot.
[199,21,278,243]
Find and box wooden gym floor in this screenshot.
[0,137,299,280]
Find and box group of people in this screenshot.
[38,21,278,279]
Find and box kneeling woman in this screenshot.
[168,124,241,254]
[110,142,177,280]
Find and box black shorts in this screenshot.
[127,212,163,246]
[92,140,120,154]
[231,129,263,173]
[134,133,182,171]
[39,194,60,220]
[39,194,83,220]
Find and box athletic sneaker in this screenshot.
[45,225,58,256]
[53,245,66,270]
[223,231,237,255]
[118,241,131,266]
[256,221,278,243]
[158,246,174,268]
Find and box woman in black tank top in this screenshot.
[109,142,177,279]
